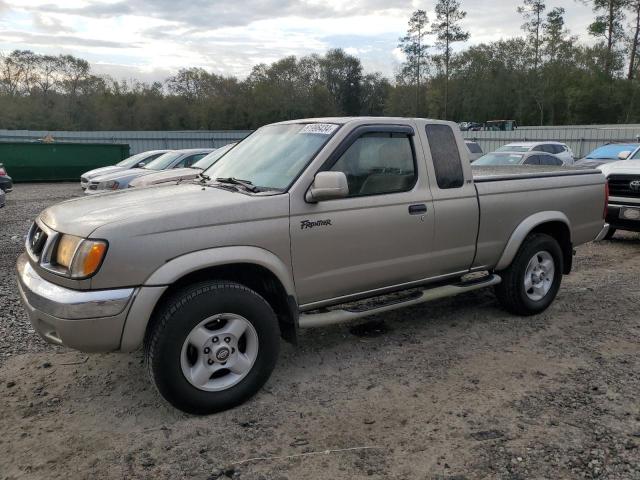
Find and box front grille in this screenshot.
[27,223,48,259]
[80,176,88,183]
[608,174,640,199]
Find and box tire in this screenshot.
[494,233,563,316]
[603,228,616,240]
[144,281,280,414]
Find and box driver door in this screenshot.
[289,125,435,307]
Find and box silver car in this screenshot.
[129,143,236,188]
[474,151,564,167]
[80,150,170,190]
[495,141,574,165]
[85,148,214,194]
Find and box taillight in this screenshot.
[603,181,609,220]
[0,167,6,176]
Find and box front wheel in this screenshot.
[495,233,563,316]
[144,281,280,414]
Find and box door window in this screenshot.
[329,132,416,197]
[539,154,563,166]
[175,154,207,168]
[523,155,540,165]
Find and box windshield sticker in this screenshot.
[300,123,338,135]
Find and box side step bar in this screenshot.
[298,274,502,329]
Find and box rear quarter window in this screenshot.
[426,124,464,189]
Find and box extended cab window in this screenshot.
[329,132,416,197]
[425,124,464,189]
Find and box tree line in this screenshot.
[1,0,640,131]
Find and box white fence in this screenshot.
[2,124,640,158]
[0,129,251,154]
[462,125,640,158]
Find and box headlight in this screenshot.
[100,180,120,190]
[55,235,108,278]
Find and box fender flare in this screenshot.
[495,211,571,271]
[144,245,296,297]
[120,246,296,352]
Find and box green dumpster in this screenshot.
[0,142,130,182]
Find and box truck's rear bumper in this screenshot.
[16,254,135,352]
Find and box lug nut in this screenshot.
[224,337,231,343]
[212,337,219,343]
[207,359,214,365]
[204,347,210,354]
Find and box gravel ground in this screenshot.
[1,183,639,480]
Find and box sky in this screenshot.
[0,0,601,82]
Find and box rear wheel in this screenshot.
[145,281,280,414]
[495,233,563,316]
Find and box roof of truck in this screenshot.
[273,117,455,126]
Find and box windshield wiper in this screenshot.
[215,177,260,193]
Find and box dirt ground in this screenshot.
[1,183,639,480]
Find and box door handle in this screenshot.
[408,204,427,215]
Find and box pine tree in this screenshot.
[431,0,469,118]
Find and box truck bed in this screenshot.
[472,165,602,182]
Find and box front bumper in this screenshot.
[16,254,135,352]
[606,204,640,233]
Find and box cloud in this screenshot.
[35,0,413,28]
[31,13,73,33]
[0,30,135,48]
[0,0,600,83]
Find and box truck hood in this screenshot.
[40,183,284,238]
[128,167,201,188]
[598,160,640,176]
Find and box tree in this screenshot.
[628,0,640,80]
[398,10,430,116]
[318,49,363,115]
[587,0,628,78]
[431,0,469,118]
[518,0,546,72]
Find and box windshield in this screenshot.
[586,144,638,160]
[631,149,640,160]
[195,143,235,170]
[116,151,159,168]
[206,123,339,190]
[496,145,530,153]
[143,152,183,171]
[474,153,524,166]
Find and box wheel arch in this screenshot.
[121,247,298,352]
[495,212,573,274]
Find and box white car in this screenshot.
[596,158,640,239]
[495,142,574,165]
[80,150,171,190]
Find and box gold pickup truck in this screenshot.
[17,117,608,414]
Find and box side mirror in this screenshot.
[137,161,146,168]
[618,151,631,160]
[305,171,349,203]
